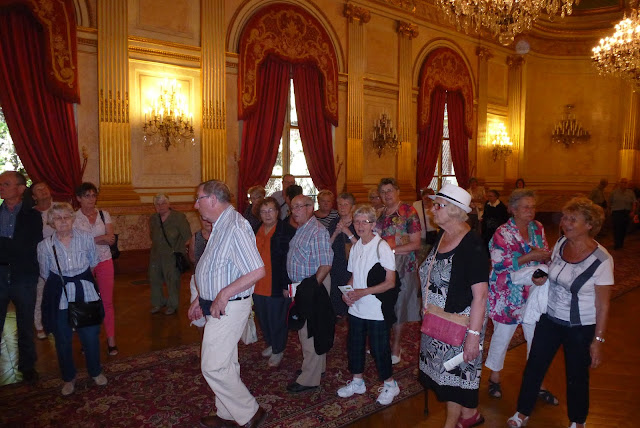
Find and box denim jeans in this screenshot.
[53,309,102,381]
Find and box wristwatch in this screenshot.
[594,336,605,343]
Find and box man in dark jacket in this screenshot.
[0,171,43,383]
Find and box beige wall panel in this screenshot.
[524,57,625,188]
[77,50,100,186]
[226,72,240,198]
[365,15,397,83]
[129,0,200,46]
[129,60,201,188]
[487,60,508,105]
[362,94,398,182]
[335,84,347,192]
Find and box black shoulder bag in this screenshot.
[159,214,190,274]
[51,237,105,328]
[99,210,120,259]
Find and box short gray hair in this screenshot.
[153,193,169,205]
[201,180,231,203]
[378,177,399,192]
[443,203,468,222]
[353,204,377,224]
[338,192,356,205]
[47,202,74,226]
[509,189,536,209]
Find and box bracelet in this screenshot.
[467,329,481,336]
[347,234,355,240]
[594,336,605,343]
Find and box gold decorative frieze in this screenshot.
[397,21,419,39]
[344,3,371,24]
[128,35,201,52]
[507,55,525,68]
[78,38,98,47]
[128,46,201,64]
[99,90,129,124]
[476,46,493,60]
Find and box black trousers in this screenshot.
[253,294,290,354]
[516,315,595,424]
[347,314,392,381]
[612,209,630,249]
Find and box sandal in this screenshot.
[507,412,529,427]
[456,411,484,428]
[538,389,559,406]
[108,345,119,356]
[488,379,502,399]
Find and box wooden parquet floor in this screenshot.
[1,232,639,427]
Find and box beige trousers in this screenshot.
[296,276,330,386]
[201,298,258,425]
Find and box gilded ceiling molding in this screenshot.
[418,47,474,136]
[507,55,525,68]
[397,21,419,39]
[238,3,339,125]
[128,35,202,52]
[128,46,201,64]
[78,37,97,47]
[343,3,371,24]
[475,46,493,60]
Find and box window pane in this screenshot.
[428,176,438,191]
[443,104,449,138]
[266,177,281,195]
[289,129,309,175]
[290,79,298,126]
[271,138,284,176]
[442,176,458,187]
[297,177,319,208]
[442,140,453,175]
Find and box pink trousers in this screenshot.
[94,259,115,338]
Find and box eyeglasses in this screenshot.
[195,194,211,203]
[52,215,74,221]
[82,193,97,199]
[291,204,312,211]
[353,220,373,225]
[260,208,276,215]
[433,203,448,210]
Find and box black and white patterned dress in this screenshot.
[418,246,486,408]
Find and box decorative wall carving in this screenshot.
[418,47,474,136]
[507,55,525,68]
[99,90,129,123]
[397,21,419,39]
[238,4,339,125]
[343,3,371,23]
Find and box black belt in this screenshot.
[229,295,251,301]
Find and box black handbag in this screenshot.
[99,210,120,259]
[158,213,191,274]
[51,239,105,328]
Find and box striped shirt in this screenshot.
[37,230,100,309]
[287,216,333,282]
[195,205,264,300]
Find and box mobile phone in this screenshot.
[532,269,548,279]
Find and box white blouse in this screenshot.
[74,209,113,263]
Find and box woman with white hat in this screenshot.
[418,184,489,428]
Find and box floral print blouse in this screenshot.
[375,202,421,272]
[488,218,549,324]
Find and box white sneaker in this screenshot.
[261,346,273,357]
[268,352,283,367]
[391,354,401,365]
[61,379,75,396]
[568,424,585,428]
[337,379,366,398]
[376,381,400,405]
[93,373,108,386]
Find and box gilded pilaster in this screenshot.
[507,55,526,175]
[97,0,137,204]
[397,21,418,191]
[344,3,370,188]
[475,47,492,178]
[621,89,640,181]
[201,0,226,182]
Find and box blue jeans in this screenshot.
[253,294,290,354]
[0,267,38,373]
[54,309,102,381]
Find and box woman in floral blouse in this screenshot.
[375,178,421,364]
[485,189,557,405]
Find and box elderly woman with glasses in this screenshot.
[375,177,421,364]
[418,184,489,428]
[38,203,107,396]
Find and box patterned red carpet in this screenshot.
[1,234,637,427]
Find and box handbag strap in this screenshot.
[423,234,444,311]
[158,213,175,250]
[98,210,105,225]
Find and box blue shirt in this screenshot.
[0,201,22,238]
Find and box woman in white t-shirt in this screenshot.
[508,197,613,428]
[335,205,400,406]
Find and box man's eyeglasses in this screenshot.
[291,204,312,211]
[433,202,448,210]
[195,194,211,203]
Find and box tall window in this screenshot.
[266,79,318,202]
[0,106,26,177]
[429,103,457,190]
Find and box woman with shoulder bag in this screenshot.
[336,205,400,406]
[37,203,107,396]
[418,184,489,428]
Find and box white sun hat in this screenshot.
[429,183,472,213]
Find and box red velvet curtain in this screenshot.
[447,90,470,188]
[416,86,447,194]
[0,8,81,201]
[293,64,336,197]
[237,56,290,213]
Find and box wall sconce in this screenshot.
[551,104,590,148]
[143,78,194,151]
[488,122,513,162]
[372,112,401,157]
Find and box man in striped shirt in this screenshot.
[286,195,333,393]
[188,180,267,428]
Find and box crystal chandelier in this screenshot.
[551,105,591,148]
[372,113,401,157]
[143,79,194,151]
[488,122,513,161]
[592,9,640,82]
[435,0,579,46]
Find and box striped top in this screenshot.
[287,216,333,283]
[195,205,264,301]
[37,230,100,309]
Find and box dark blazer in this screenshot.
[294,275,335,355]
[267,219,297,297]
[0,202,43,275]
